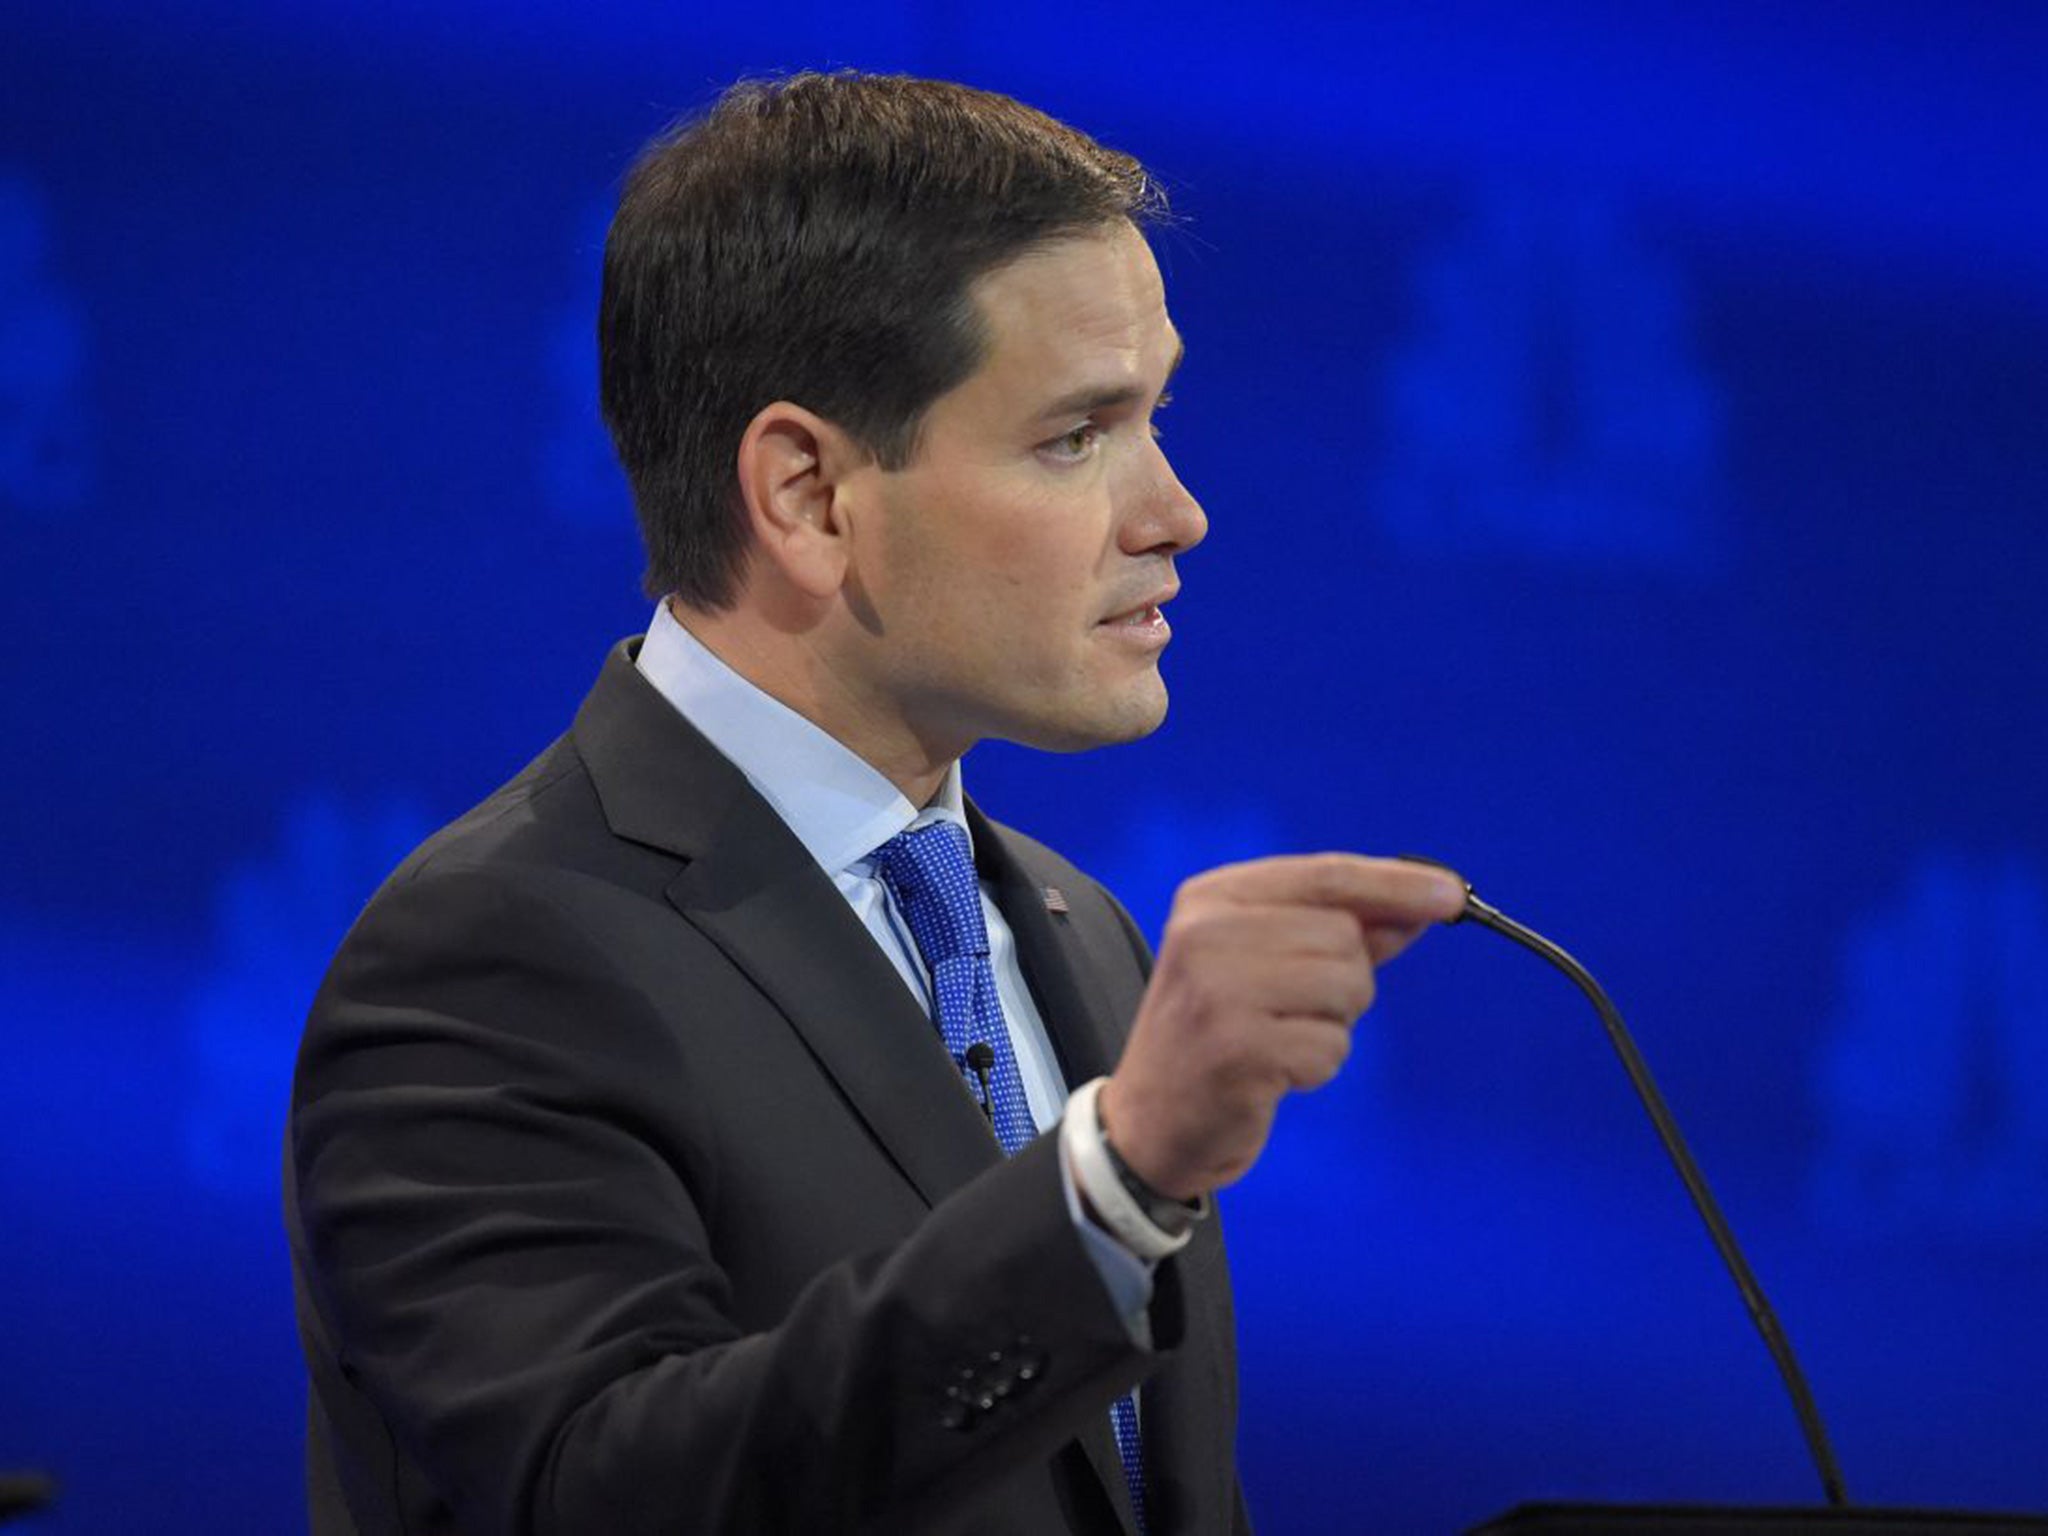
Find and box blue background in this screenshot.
[4,2,2047,1530]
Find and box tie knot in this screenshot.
[869,821,988,966]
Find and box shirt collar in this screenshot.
[634,601,970,877]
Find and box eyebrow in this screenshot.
[1032,333,1186,424]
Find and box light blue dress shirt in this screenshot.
[634,603,1152,1328]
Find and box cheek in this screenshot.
[982,491,1117,591]
[891,470,1113,635]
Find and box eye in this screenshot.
[1042,422,1101,463]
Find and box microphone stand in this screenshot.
[1409,866,2048,1536]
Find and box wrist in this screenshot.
[1061,1078,1208,1261]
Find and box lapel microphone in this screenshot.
[1400,855,1851,1510]
[964,1042,997,1127]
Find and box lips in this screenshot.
[1102,605,1161,626]
[1099,586,1178,626]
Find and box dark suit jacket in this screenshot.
[286,641,1248,1535]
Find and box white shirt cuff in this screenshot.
[1058,1123,1156,1346]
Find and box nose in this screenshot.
[1121,439,1208,557]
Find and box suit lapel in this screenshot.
[577,646,1166,1534]
[575,641,1000,1210]
[967,800,1127,1090]
[665,814,1005,1210]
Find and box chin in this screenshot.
[1004,686,1170,755]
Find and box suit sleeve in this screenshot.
[290,862,1162,1535]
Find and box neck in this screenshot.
[668,597,957,807]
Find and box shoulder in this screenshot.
[315,731,704,1048]
[295,734,714,1146]
[370,717,698,927]
[396,734,629,885]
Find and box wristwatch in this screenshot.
[1093,1088,1209,1238]
[1062,1078,1211,1260]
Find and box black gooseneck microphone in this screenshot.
[964,1041,997,1126]
[1406,857,1851,1510]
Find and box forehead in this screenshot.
[960,225,1175,399]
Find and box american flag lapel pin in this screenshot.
[1042,885,1069,915]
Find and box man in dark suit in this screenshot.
[287,72,1463,1535]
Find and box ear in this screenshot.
[733,402,867,601]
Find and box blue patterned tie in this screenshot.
[869,821,1149,1533]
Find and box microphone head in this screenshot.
[964,1042,996,1072]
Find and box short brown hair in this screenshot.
[599,71,1165,609]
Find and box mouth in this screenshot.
[1095,586,1177,646]
[1100,604,1164,627]
[1098,585,1178,628]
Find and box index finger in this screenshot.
[1195,852,1469,926]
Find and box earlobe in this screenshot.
[735,403,857,601]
